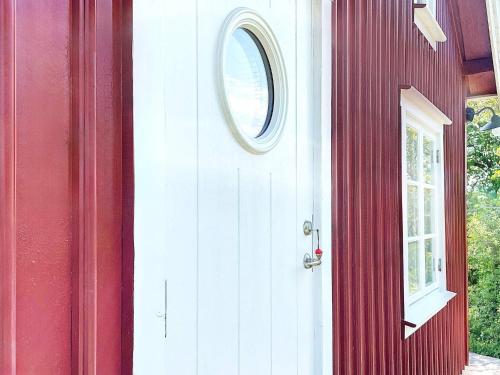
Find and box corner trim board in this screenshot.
[0,1,16,373]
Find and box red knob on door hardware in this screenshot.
[315,248,323,257]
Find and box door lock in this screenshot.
[303,223,323,270]
[303,248,323,269]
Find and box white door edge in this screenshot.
[313,0,333,374]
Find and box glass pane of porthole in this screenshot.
[406,126,419,181]
[223,28,274,139]
[424,188,435,234]
[407,185,419,237]
[425,239,435,286]
[408,241,420,295]
[423,135,435,184]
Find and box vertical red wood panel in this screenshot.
[332,0,468,374]
[70,0,129,374]
[95,2,123,371]
[121,0,134,374]
[1,1,132,374]
[0,1,73,373]
[0,1,16,373]
[70,1,85,373]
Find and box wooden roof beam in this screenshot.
[463,57,494,75]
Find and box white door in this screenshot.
[134,1,325,374]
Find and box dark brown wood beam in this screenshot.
[463,57,494,75]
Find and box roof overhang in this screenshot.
[452,0,496,97]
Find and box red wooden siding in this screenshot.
[331,1,468,374]
[1,2,73,373]
[121,0,135,373]
[0,1,132,373]
[70,1,127,373]
[0,1,16,372]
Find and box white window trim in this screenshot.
[400,87,456,339]
[486,0,500,136]
[218,8,288,154]
[413,2,447,51]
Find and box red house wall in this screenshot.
[331,1,468,374]
[1,2,73,373]
[0,1,132,373]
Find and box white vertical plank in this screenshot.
[295,0,316,373]
[162,0,199,374]
[239,168,272,375]
[265,1,301,374]
[134,0,199,373]
[314,1,334,373]
[197,167,239,374]
[133,1,170,373]
[269,165,299,375]
[197,2,240,374]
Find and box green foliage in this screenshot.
[467,193,500,357]
[467,97,500,357]
[466,98,500,196]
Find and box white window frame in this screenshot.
[486,0,500,138]
[400,87,456,338]
[413,0,447,50]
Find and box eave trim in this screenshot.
[485,0,500,99]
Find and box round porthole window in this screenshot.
[219,9,287,154]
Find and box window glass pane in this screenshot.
[424,188,435,234]
[423,135,435,184]
[223,28,274,138]
[428,0,436,16]
[408,241,420,295]
[425,239,435,286]
[407,185,419,237]
[406,126,419,181]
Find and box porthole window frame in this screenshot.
[218,8,288,154]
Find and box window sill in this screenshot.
[413,4,447,50]
[403,289,456,338]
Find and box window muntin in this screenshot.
[403,117,442,304]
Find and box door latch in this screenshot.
[303,221,323,270]
[303,248,323,269]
